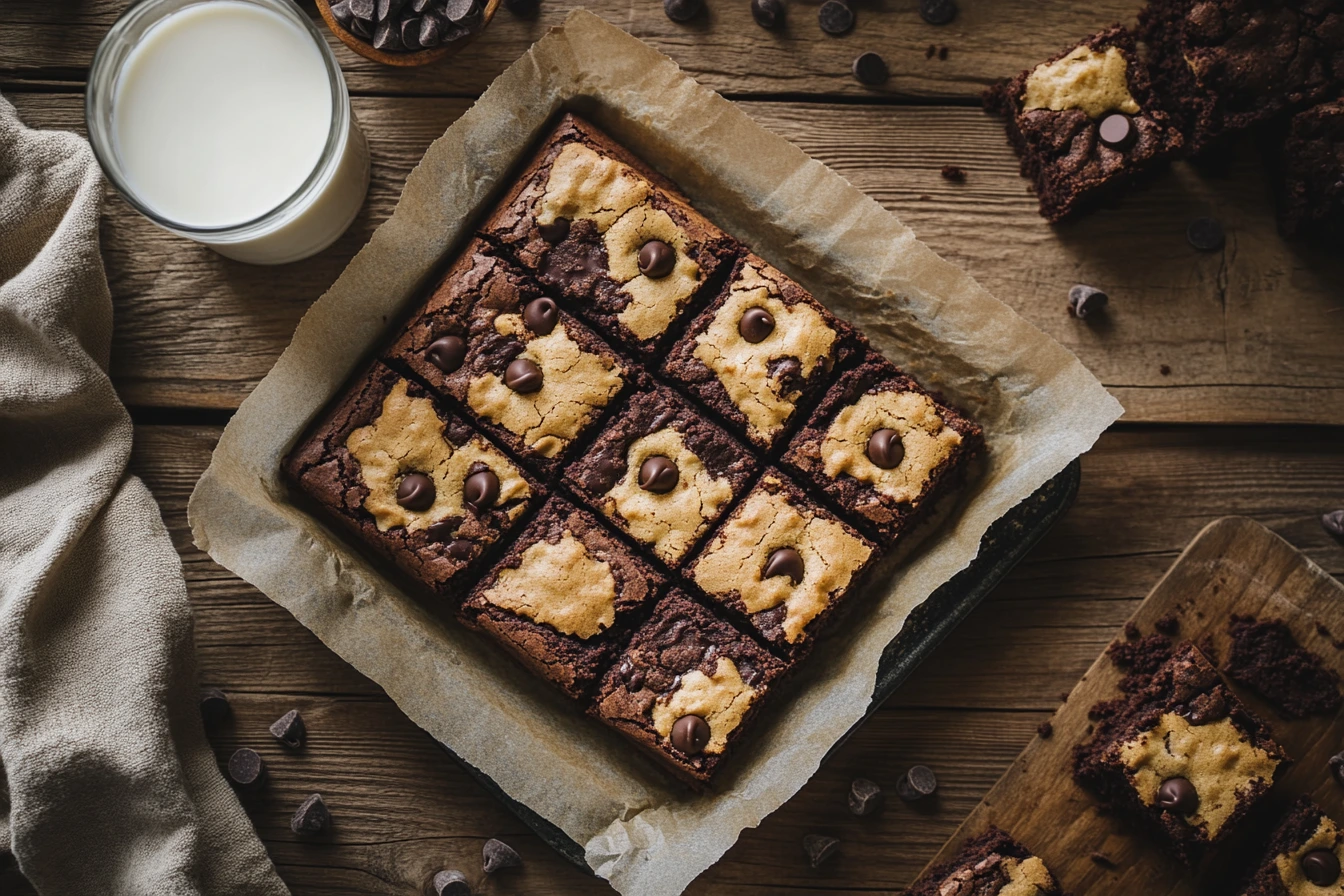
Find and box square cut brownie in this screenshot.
[282,363,542,597]
[1269,100,1344,239]
[984,26,1184,222]
[385,240,628,471]
[662,253,860,453]
[783,354,984,542]
[908,828,1064,896]
[1073,642,1289,863]
[480,113,741,356]
[686,470,877,659]
[566,387,757,568]
[1239,797,1344,895]
[591,590,786,787]
[459,498,664,700]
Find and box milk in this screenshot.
[100,0,369,264]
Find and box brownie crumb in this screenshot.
[938,45,949,60]
[925,44,936,59]
[940,165,967,182]
[1316,621,1344,650]
[1058,692,1070,703]
[1160,364,1172,376]
[1154,614,1180,635]
[1037,720,1054,739]
[1225,615,1343,718]
[1123,621,1141,640]
[1107,632,1174,692]
[1090,851,1116,868]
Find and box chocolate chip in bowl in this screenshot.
[318,0,501,67]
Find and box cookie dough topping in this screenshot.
[479,532,618,640]
[1276,817,1344,892]
[1022,45,1140,119]
[822,390,963,504]
[651,656,757,755]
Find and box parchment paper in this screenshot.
[188,11,1124,895]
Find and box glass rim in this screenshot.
[85,0,350,238]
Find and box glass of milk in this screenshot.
[86,0,370,265]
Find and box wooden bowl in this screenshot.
[315,0,501,67]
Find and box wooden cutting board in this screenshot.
[917,516,1344,894]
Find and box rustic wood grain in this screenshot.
[919,517,1344,895]
[7,94,1342,422]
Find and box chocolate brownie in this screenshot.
[480,113,742,356]
[662,253,861,453]
[1268,100,1344,238]
[1073,642,1289,863]
[1239,797,1344,895]
[385,240,629,472]
[908,828,1064,896]
[783,354,983,541]
[566,387,757,568]
[591,590,786,786]
[984,26,1184,222]
[283,363,542,597]
[1138,0,1339,156]
[686,470,878,659]
[1224,615,1343,718]
[459,498,664,700]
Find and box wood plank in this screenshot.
[0,0,1146,100]
[12,94,1343,424]
[920,517,1344,895]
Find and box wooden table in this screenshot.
[3,2,1342,893]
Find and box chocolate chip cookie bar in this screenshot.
[385,239,630,472]
[908,828,1064,896]
[663,253,861,453]
[459,497,664,700]
[1073,642,1289,863]
[1268,100,1344,239]
[282,363,543,597]
[686,470,878,659]
[783,354,984,542]
[985,26,1184,222]
[481,113,742,356]
[591,590,786,787]
[1239,797,1344,895]
[566,387,757,568]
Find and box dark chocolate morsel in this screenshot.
[919,0,957,24]
[399,16,422,49]
[523,297,559,336]
[738,306,775,343]
[538,217,570,243]
[397,473,436,511]
[504,0,538,15]
[1186,217,1226,252]
[852,52,889,86]
[866,428,905,469]
[433,870,471,896]
[1068,284,1109,319]
[848,778,884,816]
[411,0,433,11]
[227,748,266,788]
[763,547,804,584]
[199,687,231,728]
[372,19,404,51]
[349,0,376,20]
[818,0,854,35]
[1098,113,1136,150]
[1155,776,1198,814]
[504,358,543,393]
[419,13,443,47]
[291,793,331,834]
[443,0,475,20]
[375,0,404,20]
[637,240,676,278]
[803,834,840,868]
[269,709,307,749]
[751,0,784,29]
[446,539,475,560]
[426,517,461,542]
[1302,849,1342,886]
[482,838,522,873]
[896,765,937,801]
[426,335,467,373]
[329,1,355,26]
[663,0,703,22]
[1321,509,1344,538]
[463,470,500,512]
[670,714,711,754]
[638,455,680,494]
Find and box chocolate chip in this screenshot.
[941,164,967,181]
[291,793,330,834]
[771,356,802,386]
[1098,113,1137,150]
[1323,510,1344,538]
[738,306,775,343]
[376,0,405,19]
[269,709,306,748]
[504,358,543,393]
[818,0,853,34]
[1155,776,1198,814]
[443,0,476,20]
[523,297,558,336]
[432,870,471,896]
[751,0,784,29]
[866,428,905,469]
[504,0,537,15]
[373,19,405,50]
[1090,851,1116,868]
[852,52,889,86]
[419,13,444,46]
[227,748,266,788]
[1329,751,1344,785]
[1068,284,1108,319]
[538,217,570,242]
[411,0,433,10]
[1303,849,1342,886]
[349,0,376,19]
[399,16,422,48]
[663,0,702,22]
[397,473,436,511]
[803,834,840,868]
[199,687,231,728]
[847,778,883,816]
[426,518,458,542]
[638,240,676,278]
[638,455,680,494]
[330,1,355,26]
[426,335,467,374]
[1186,217,1225,252]
[671,714,711,754]
[896,765,937,801]
[463,470,500,512]
[763,547,804,584]
[919,0,957,24]
[446,539,475,560]
[482,838,522,873]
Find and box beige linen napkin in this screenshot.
[0,95,288,895]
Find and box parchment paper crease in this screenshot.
[188,12,1123,895]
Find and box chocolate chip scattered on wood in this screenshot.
[1323,510,1344,538]
[227,748,266,788]
[852,52,889,86]
[433,869,472,896]
[750,0,784,29]
[1186,216,1226,251]
[269,709,306,748]
[291,793,331,834]
[925,44,936,59]
[818,0,853,35]
[919,0,957,25]
[1329,752,1344,786]
[482,838,522,873]
[940,165,966,182]
[199,687,231,728]
[1090,851,1116,868]
[847,778,884,816]
[895,764,938,801]
[938,46,949,60]
[663,0,703,22]
[1068,285,1109,319]
[803,834,840,868]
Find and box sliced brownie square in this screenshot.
[1238,797,1344,894]
[908,828,1064,896]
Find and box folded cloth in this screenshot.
[0,95,288,894]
